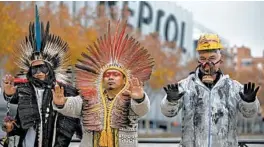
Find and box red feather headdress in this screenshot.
[75,21,154,147]
[76,21,154,100]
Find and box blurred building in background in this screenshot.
[233,46,264,72]
[0,1,263,137]
[36,1,194,57]
[33,1,197,135]
[231,46,264,134]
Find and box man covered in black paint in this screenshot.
[161,34,260,147]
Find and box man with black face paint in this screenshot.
[160,34,260,147]
[2,6,82,147]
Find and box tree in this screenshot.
[0,2,24,74]
[92,6,195,90]
[234,66,264,105]
[140,33,183,89]
[1,1,237,92]
[0,2,98,75]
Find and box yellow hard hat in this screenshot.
[196,34,224,51]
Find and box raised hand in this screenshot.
[3,74,16,96]
[52,83,66,106]
[239,82,260,103]
[163,83,185,102]
[122,77,144,100]
[2,116,16,133]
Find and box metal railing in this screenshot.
[70,138,264,146]
[0,138,263,146]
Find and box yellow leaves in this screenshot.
[40,2,98,65]
[1,2,239,93]
[149,68,176,89]
[54,24,98,65]
[0,2,24,74]
[85,28,98,41]
[0,2,97,74]
[137,32,185,89]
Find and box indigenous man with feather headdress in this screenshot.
[52,21,154,147]
[2,6,82,147]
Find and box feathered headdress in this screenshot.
[76,21,154,147]
[76,21,154,99]
[15,5,70,83]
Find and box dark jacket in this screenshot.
[4,82,82,147]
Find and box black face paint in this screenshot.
[31,64,49,75]
[27,62,56,89]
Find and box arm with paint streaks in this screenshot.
[160,79,187,117]
[160,95,183,117]
[233,80,260,118]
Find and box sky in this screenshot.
[175,1,264,57]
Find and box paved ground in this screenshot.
[69,136,264,147]
[69,141,264,147]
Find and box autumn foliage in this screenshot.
[0,1,249,92]
[0,1,188,90]
[0,2,97,74]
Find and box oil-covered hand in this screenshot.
[239,82,260,103]
[163,84,185,102]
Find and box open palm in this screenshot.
[3,74,16,96]
[52,83,66,106]
[129,77,144,99]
